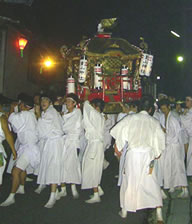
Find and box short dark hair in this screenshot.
[40,92,54,103]
[129,101,139,108]
[158,99,170,108]
[22,95,33,108]
[139,96,154,112]
[67,93,79,104]
[91,98,105,112]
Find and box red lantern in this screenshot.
[18,37,28,58]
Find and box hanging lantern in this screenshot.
[18,37,28,58]
[78,55,87,83]
[94,63,103,89]
[67,76,76,94]
[121,65,129,90]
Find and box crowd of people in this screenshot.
[0,91,191,224]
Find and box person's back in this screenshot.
[113,111,164,157]
[110,96,165,222]
[9,110,38,145]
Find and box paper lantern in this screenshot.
[18,37,28,58]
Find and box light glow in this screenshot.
[44,59,53,67]
[18,37,28,50]
[177,56,184,62]
[171,31,180,38]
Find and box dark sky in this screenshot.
[1,0,192,98]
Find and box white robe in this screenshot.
[117,113,127,123]
[61,108,82,184]
[0,113,7,185]
[81,101,105,189]
[103,114,116,151]
[159,112,188,189]
[180,108,192,175]
[153,109,163,121]
[7,111,40,174]
[110,111,165,212]
[37,105,64,185]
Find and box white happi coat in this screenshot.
[117,112,127,123]
[110,111,165,212]
[153,109,163,121]
[172,110,188,160]
[7,111,40,173]
[37,105,64,185]
[81,101,105,189]
[0,113,7,184]
[103,114,116,151]
[181,108,192,175]
[159,111,187,189]
[61,108,82,184]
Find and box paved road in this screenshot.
[1,146,191,224]
[0,148,150,224]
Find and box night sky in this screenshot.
[1,0,192,98]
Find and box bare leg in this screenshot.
[51,184,57,192]
[93,187,98,193]
[11,167,22,193]
[16,170,26,194]
[20,171,26,185]
[0,167,22,206]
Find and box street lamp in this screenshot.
[177,56,184,62]
[40,58,55,74]
[157,76,161,80]
[44,59,53,67]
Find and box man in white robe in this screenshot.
[0,107,16,189]
[103,114,116,170]
[1,98,40,206]
[159,99,188,198]
[36,96,64,208]
[60,93,82,199]
[110,96,165,222]
[81,99,105,203]
[180,96,192,176]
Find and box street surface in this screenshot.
[0,145,191,224]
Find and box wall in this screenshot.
[2,25,39,99]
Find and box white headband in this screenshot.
[66,97,77,104]
[41,97,51,101]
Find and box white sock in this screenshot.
[44,192,56,208]
[71,184,79,199]
[161,189,167,199]
[169,187,175,193]
[85,192,101,203]
[35,184,46,194]
[156,207,163,221]
[184,187,189,195]
[59,186,67,197]
[16,185,25,194]
[119,208,127,218]
[61,186,66,192]
[0,193,15,207]
[98,186,104,196]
